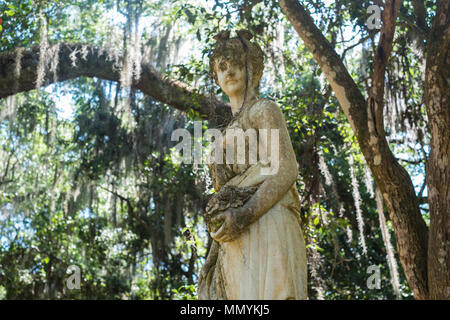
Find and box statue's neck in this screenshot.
[229,91,258,116]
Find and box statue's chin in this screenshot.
[223,85,244,98]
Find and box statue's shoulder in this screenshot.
[253,97,278,108]
[247,98,282,125]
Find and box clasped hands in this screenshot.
[208,207,252,243]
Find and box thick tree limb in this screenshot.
[0,43,231,125]
[371,0,402,137]
[279,0,429,299]
[424,0,450,300]
[369,0,429,299]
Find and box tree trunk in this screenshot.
[425,0,450,300]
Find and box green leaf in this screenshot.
[184,8,196,25]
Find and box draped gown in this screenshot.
[198,98,308,300]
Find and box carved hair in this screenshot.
[209,30,264,93]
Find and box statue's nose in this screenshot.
[226,66,235,77]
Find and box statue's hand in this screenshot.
[210,207,252,243]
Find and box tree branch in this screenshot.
[0,43,231,125]
[370,0,402,137]
[279,0,369,141]
[340,31,378,60]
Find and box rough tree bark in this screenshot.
[424,0,450,300]
[279,0,431,299]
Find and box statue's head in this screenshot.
[209,30,264,97]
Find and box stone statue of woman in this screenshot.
[197,30,308,300]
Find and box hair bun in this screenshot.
[213,30,230,42]
[236,29,253,41]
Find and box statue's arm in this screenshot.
[239,100,298,224]
[209,100,299,242]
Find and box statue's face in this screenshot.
[214,56,246,97]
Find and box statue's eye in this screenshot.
[218,61,227,71]
[229,59,244,69]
